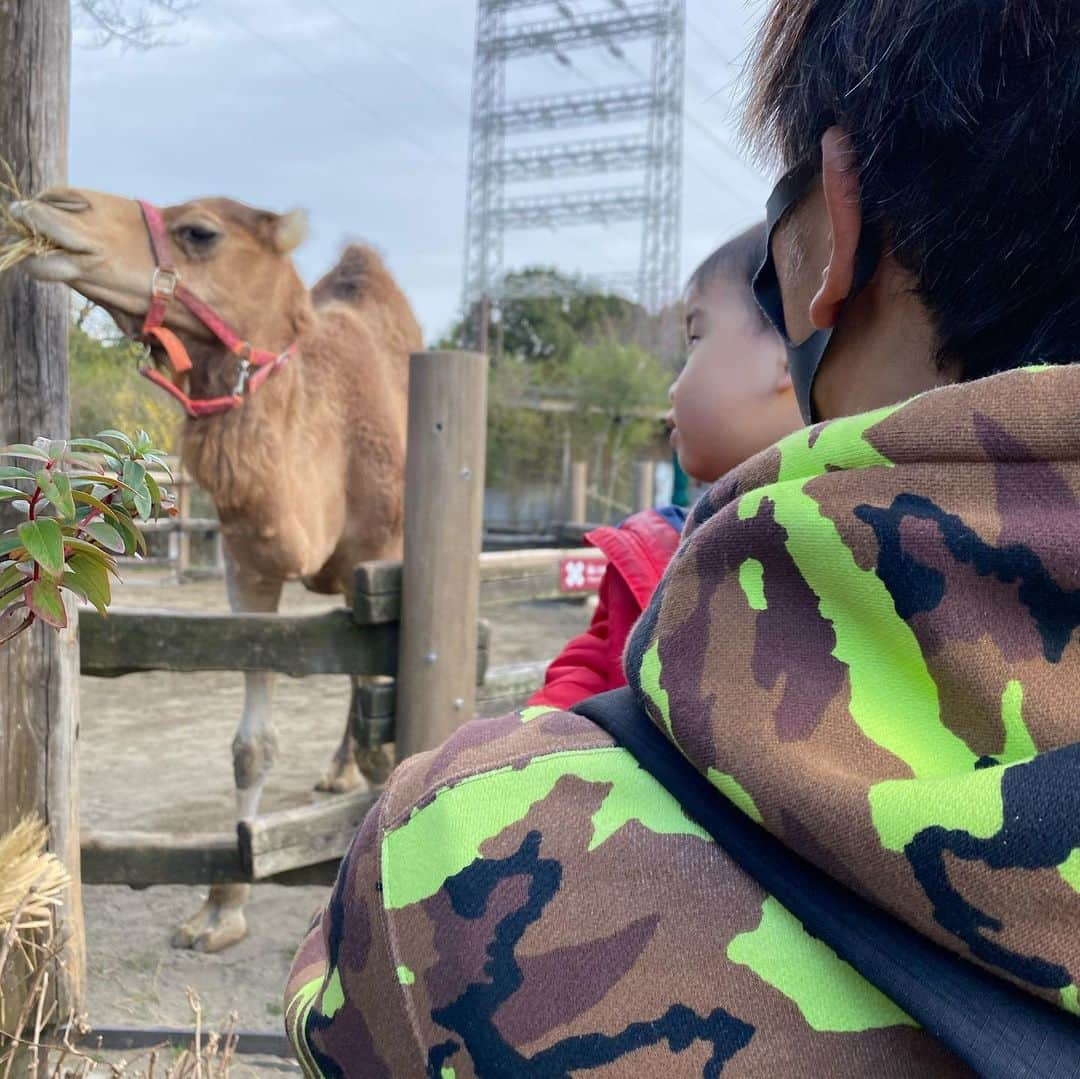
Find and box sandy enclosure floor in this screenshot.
[80,569,591,1070]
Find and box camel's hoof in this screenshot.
[315,757,369,794]
[191,910,248,954]
[171,909,209,950]
[171,905,247,953]
[357,745,394,787]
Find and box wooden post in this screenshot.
[395,351,488,760]
[632,459,656,513]
[567,460,587,524]
[0,0,84,1026]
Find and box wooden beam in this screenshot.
[81,830,242,887]
[354,547,607,624]
[79,607,399,678]
[359,660,549,726]
[67,1026,291,1058]
[0,0,84,1024]
[81,830,342,887]
[238,789,379,880]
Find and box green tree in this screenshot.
[443,268,649,369]
[69,308,178,451]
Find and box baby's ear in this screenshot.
[776,357,793,391]
[272,208,309,254]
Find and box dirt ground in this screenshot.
[79,568,591,1070]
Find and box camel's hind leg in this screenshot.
[315,676,394,792]
[172,561,283,954]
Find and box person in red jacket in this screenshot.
[529,221,803,709]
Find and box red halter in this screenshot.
[136,200,297,419]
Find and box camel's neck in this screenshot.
[178,308,310,517]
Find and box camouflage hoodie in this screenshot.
[286,365,1080,1077]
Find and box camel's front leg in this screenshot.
[172,562,283,953]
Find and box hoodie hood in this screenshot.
[626,363,1080,1014]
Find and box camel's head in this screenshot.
[13,187,310,366]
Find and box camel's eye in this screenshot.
[177,224,220,247]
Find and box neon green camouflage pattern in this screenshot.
[286,365,1080,1076]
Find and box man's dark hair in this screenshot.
[745,1,1080,380]
[686,222,770,329]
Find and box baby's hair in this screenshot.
[685,221,769,329]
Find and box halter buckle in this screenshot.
[232,357,252,398]
[151,267,180,299]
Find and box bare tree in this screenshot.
[74,0,196,49]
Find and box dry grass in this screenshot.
[0,820,240,1078]
[0,160,59,275]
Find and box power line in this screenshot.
[317,0,471,123]
[219,8,456,172]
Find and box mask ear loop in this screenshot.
[753,158,882,424]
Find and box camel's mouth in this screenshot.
[9,199,102,265]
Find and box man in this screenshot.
[286,1,1080,1073]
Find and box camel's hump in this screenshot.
[311,244,393,308]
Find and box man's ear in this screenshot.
[809,126,862,330]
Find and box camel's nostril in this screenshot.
[37,189,90,213]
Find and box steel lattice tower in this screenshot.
[462,0,686,317]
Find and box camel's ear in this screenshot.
[272,208,308,254]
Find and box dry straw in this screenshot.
[0,821,243,1076]
[0,817,69,954]
[0,159,59,275]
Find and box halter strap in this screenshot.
[135,200,296,418]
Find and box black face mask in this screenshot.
[753,158,881,424]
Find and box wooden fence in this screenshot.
[75,352,608,894]
[78,543,606,886]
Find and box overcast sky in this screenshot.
[70,0,770,342]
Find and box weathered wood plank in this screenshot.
[79,607,399,678]
[354,547,607,624]
[238,789,379,879]
[359,660,549,726]
[0,0,84,1024]
[81,830,242,886]
[80,830,343,887]
[67,1026,290,1058]
[476,660,549,717]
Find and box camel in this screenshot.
[13,188,420,952]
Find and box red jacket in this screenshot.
[528,505,687,710]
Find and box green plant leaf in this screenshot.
[69,437,126,456]
[0,485,25,502]
[144,470,164,511]
[0,465,34,482]
[36,469,76,520]
[95,429,134,452]
[64,552,111,615]
[0,535,25,558]
[84,520,125,553]
[63,536,116,570]
[71,489,124,524]
[18,518,65,578]
[143,453,173,477]
[112,513,145,556]
[122,459,152,519]
[25,577,67,629]
[0,562,27,605]
[1,443,51,462]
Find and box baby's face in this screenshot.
[668,279,801,483]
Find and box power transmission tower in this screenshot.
[462,0,685,323]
